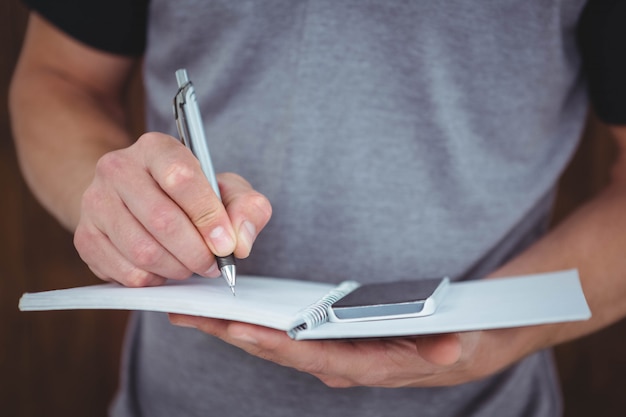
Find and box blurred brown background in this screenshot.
[1,1,625,416]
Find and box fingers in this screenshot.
[110,141,221,275]
[169,313,488,388]
[75,223,168,287]
[168,315,411,387]
[140,134,271,259]
[78,184,198,282]
[167,315,443,388]
[74,132,272,287]
[144,136,237,258]
[218,173,272,258]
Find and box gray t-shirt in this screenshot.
[112,1,588,416]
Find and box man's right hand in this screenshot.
[73,132,272,287]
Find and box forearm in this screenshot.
[490,125,626,353]
[10,69,133,230]
[9,14,137,231]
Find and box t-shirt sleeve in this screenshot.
[577,0,626,125]
[23,0,149,57]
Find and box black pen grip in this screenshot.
[216,254,236,269]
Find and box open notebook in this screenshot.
[19,269,590,340]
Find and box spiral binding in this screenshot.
[288,281,359,338]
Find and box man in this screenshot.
[9,1,626,416]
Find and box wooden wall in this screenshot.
[1,1,624,416]
[1,3,129,416]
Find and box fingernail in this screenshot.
[239,220,257,249]
[209,226,235,255]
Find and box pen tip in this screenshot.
[220,264,236,296]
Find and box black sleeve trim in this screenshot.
[577,0,626,125]
[24,0,149,57]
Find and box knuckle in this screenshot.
[73,224,101,259]
[81,185,106,212]
[124,268,157,288]
[73,232,90,257]
[136,131,162,145]
[145,204,179,235]
[128,238,163,268]
[73,225,89,249]
[247,192,273,220]
[161,160,196,191]
[95,151,125,178]
[192,204,223,228]
[74,239,94,264]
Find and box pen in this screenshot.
[173,68,237,295]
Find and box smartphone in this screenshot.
[328,277,449,322]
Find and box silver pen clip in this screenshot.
[173,69,220,195]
